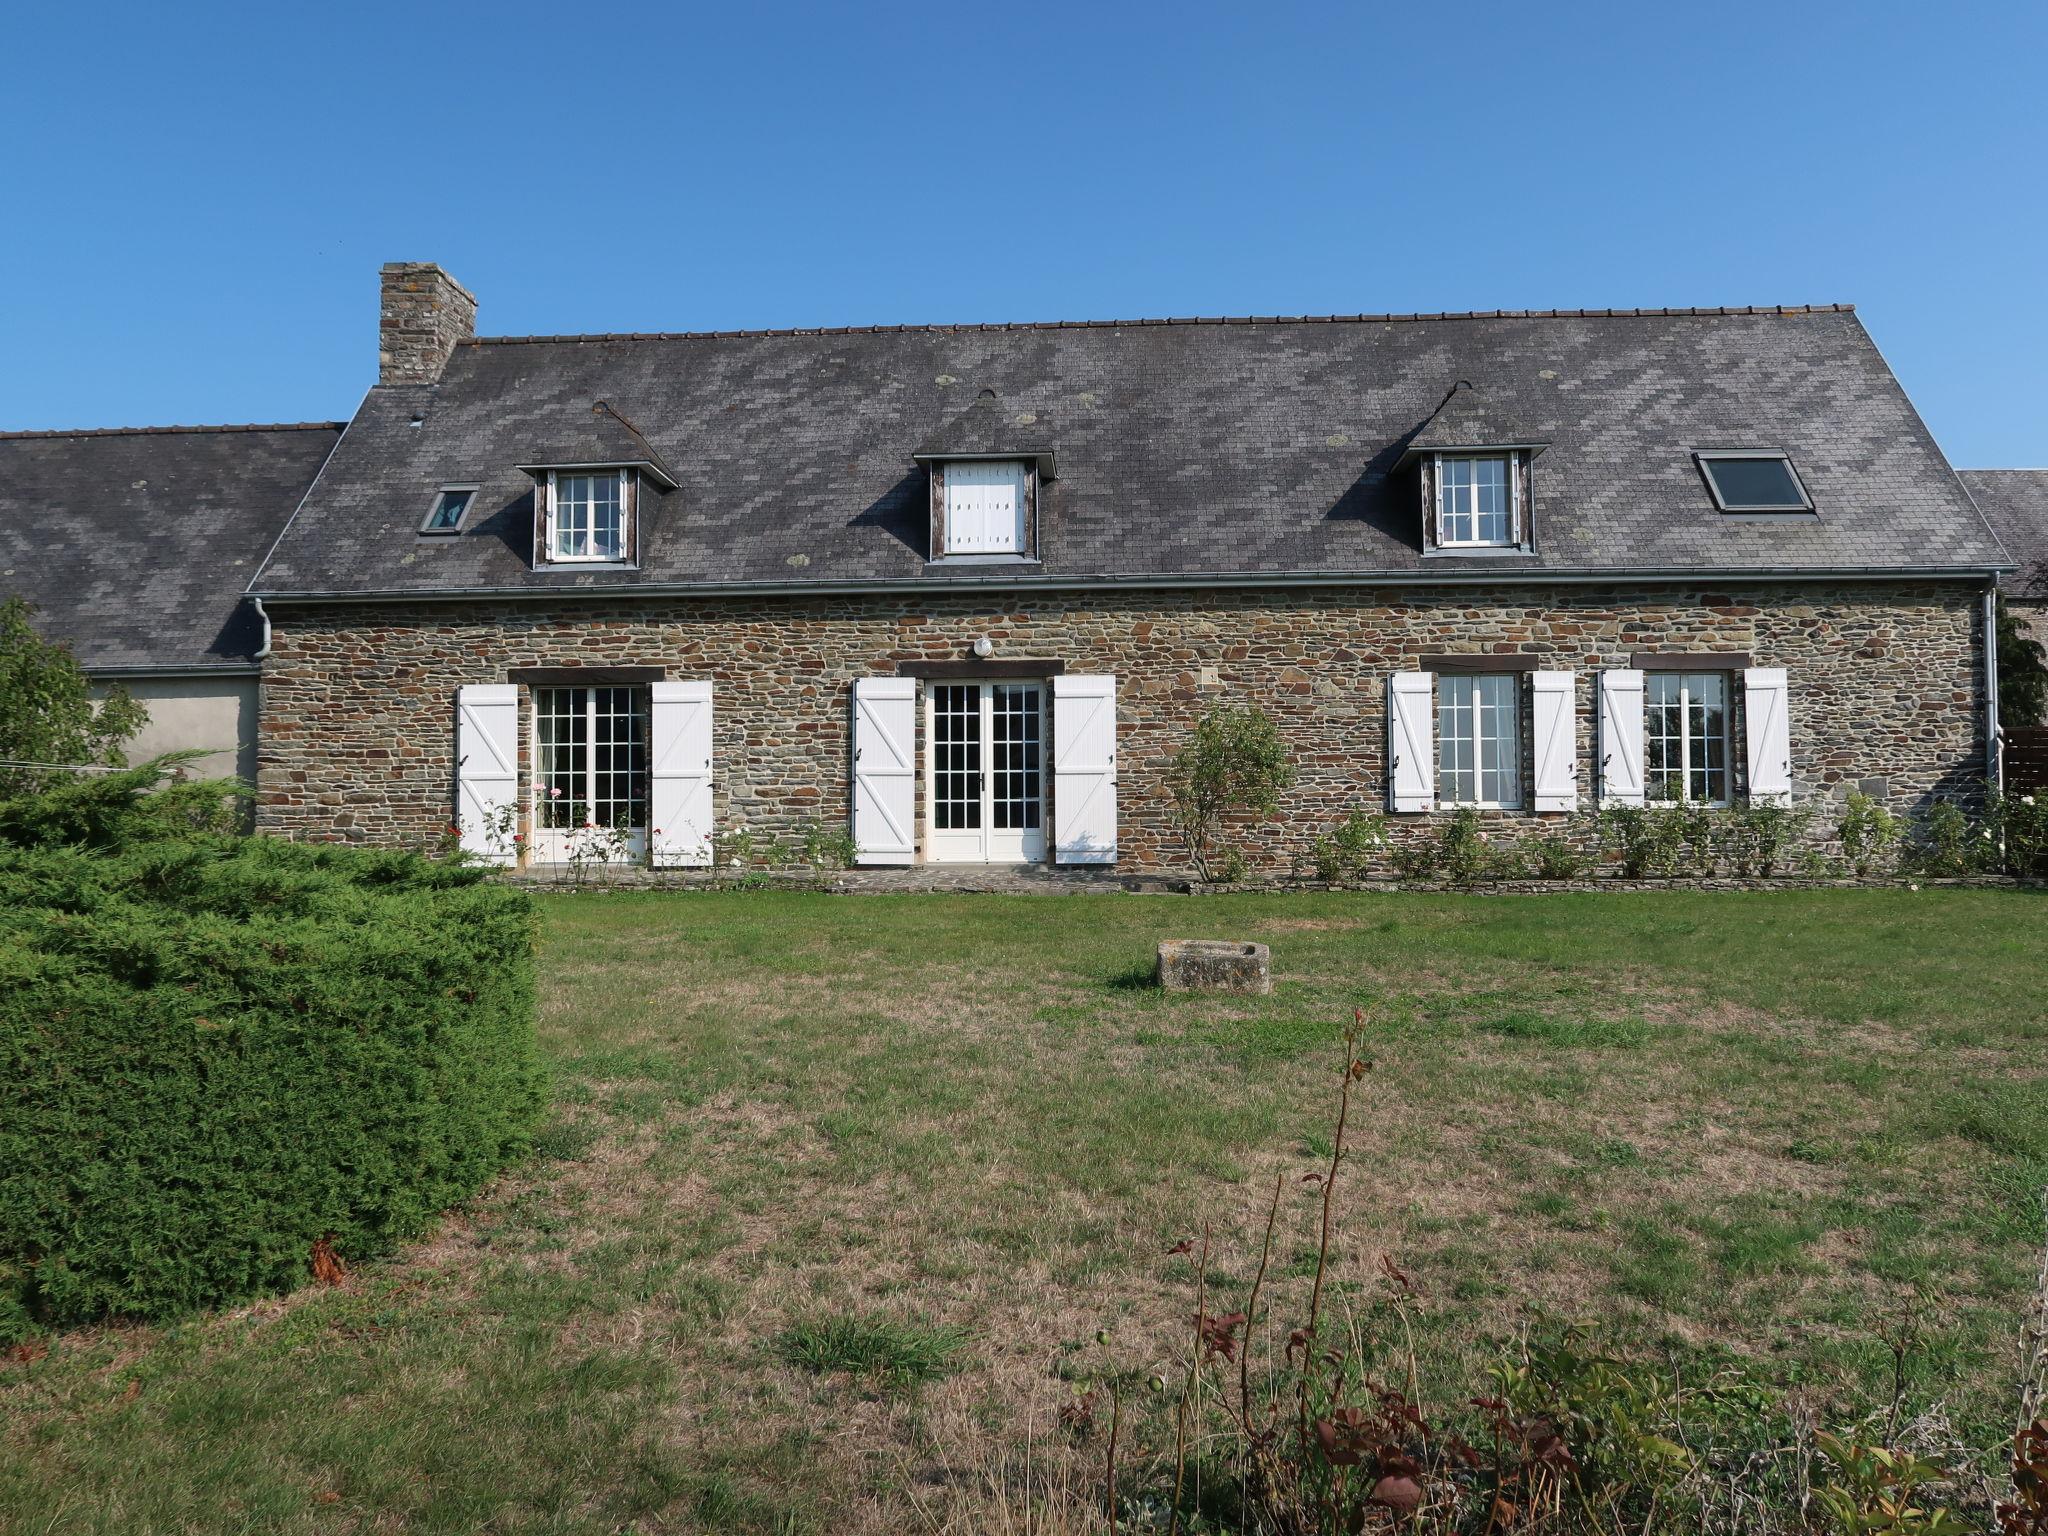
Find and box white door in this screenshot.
[926,681,1047,863]
[532,685,649,863]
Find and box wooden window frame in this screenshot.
[535,467,636,567]
[1432,451,1520,549]
[928,458,1036,562]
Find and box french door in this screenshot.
[532,686,649,862]
[926,681,1046,863]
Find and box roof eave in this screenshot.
[251,561,2011,606]
[515,459,680,492]
[912,448,1058,481]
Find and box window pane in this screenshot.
[1702,456,1807,509]
[427,489,471,530]
[1439,456,1511,544]
[1437,674,1520,806]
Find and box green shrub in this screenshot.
[1524,828,1589,880]
[1164,705,1295,882]
[1311,809,1386,883]
[1717,802,1812,878]
[1838,791,1902,877]
[0,772,543,1337]
[1908,799,1987,877]
[1990,790,2048,878]
[1597,804,1687,878]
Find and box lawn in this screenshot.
[3,888,2045,1534]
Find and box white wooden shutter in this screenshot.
[1598,669,1645,806]
[1531,670,1578,812]
[456,684,518,863]
[1052,674,1118,864]
[1387,672,1435,814]
[1743,667,1792,806]
[649,680,713,867]
[851,677,916,864]
[943,461,1025,554]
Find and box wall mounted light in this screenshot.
[972,636,995,659]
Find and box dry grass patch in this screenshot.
[3,887,2043,1534]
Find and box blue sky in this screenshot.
[3,1,2042,466]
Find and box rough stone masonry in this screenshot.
[256,577,1987,876]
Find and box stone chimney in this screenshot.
[378,262,477,385]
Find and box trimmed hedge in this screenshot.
[0,773,543,1337]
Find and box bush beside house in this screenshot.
[0,767,544,1338]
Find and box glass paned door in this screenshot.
[533,686,649,862]
[925,681,1046,863]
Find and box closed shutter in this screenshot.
[1052,673,1117,863]
[1743,667,1792,805]
[1387,672,1435,813]
[649,680,713,867]
[944,461,1025,554]
[1531,670,1578,812]
[851,676,916,864]
[456,684,519,863]
[1598,669,1646,806]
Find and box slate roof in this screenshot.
[1958,470,2048,586]
[515,399,677,490]
[0,422,341,669]
[249,305,2007,599]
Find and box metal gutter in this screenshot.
[84,663,262,679]
[250,563,2014,606]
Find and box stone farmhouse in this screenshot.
[1,263,2025,874]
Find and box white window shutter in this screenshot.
[944,461,1025,554]
[1743,667,1792,805]
[1598,669,1646,806]
[1531,670,1578,812]
[455,684,518,863]
[1052,674,1117,863]
[649,680,714,867]
[851,677,917,864]
[1387,672,1435,813]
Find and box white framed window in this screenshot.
[1645,672,1730,805]
[532,685,648,861]
[546,469,631,563]
[1696,452,1812,513]
[1437,673,1523,808]
[420,485,477,535]
[941,460,1027,557]
[1435,453,1516,547]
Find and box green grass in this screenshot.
[1,887,2044,1534]
[773,1314,968,1385]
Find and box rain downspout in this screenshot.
[1985,581,2002,795]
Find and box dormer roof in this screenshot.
[1398,380,1550,464]
[514,400,678,490]
[914,389,1057,479]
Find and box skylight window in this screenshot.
[1697,453,1813,513]
[420,485,477,534]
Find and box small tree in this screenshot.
[1165,704,1294,881]
[2000,575,2048,730]
[0,597,148,796]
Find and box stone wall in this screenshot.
[256,580,1990,873]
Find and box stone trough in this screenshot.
[1156,938,1272,995]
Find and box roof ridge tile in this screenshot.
[464,304,1855,348]
[0,421,346,441]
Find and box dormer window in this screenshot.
[544,468,632,564]
[940,460,1028,557]
[1697,452,1813,513]
[1434,452,1519,548]
[419,485,476,535]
